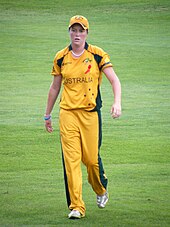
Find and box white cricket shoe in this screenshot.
[68,210,81,219]
[97,191,109,208]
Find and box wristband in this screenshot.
[44,115,51,121]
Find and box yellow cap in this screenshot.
[69,15,89,30]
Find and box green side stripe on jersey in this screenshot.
[97,110,108,189]
[57,56,64,68]
[93,54,102,68]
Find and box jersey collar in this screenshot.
[69,42,89,51]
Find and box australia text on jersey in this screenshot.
[63,77,93,85]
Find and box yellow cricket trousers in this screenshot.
[59,108,108,216]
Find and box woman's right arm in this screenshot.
[44,75,62,133]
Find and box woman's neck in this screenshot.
[71,49,85,57]
[71,43,85,55]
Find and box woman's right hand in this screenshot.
[45,119,53,133]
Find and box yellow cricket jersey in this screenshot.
[51,42,112,111]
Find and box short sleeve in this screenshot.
[99,53,113,71]
[51,52,62,76]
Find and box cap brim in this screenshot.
[69,22,87,30]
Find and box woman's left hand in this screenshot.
[110,103,122,119]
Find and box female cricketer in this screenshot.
[44,15,122,219]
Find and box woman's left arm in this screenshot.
[103,67,122,118]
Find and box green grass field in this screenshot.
[0,0,170,226]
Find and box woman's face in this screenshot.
[69,24,88,47]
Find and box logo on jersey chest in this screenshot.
[62,62,72,66]
[85,64,91,74]
[83,58,92,64]
[83,58,92,74]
